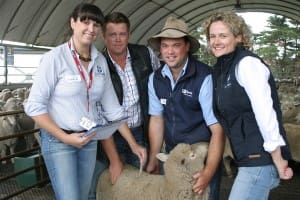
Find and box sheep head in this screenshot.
[157,142,208,183]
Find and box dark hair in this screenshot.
[70,3,104,25]
[103,12,130,33]
[65,3,104,38]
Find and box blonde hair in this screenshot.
[202,10,253,49]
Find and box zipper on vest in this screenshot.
[217,62,224,110]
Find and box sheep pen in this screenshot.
[97,142,209,200]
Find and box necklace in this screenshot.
[70,38,91,62]
[79,54,91,62]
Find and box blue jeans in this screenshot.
[40,129,97,200]
[229,165,280,200]
[88,126,145,200]
[88,160,108,200]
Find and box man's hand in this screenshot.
[146,158,160,174]
[131,144,147,166]
[108,159,124,184]
[192,169,211,194]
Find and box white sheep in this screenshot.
[223,136,234,178]
[0,97,23,162]
[97,142,209,200]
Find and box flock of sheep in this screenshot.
[0,87,34,162]
[0,82,299,200]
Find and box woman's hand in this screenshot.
[271,147,293,180]
[62,131,96,148]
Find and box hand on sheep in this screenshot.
[131,144,147,167]
[271,147,293,180]
[192,169,211,194]
[146,158,160,174]
[108,158,124,184]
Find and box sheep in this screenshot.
[284,123,300,162]
[283,105,300,124]
[0,97,23,162]
[223,136,234,178]
[97,142,209,200]
[0,89,12,102]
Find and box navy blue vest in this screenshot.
[212,47,291,167]
[153,55,212,152]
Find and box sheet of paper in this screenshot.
[82,117,128,140]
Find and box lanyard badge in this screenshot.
[68,41,93,112]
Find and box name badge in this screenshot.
[79,117,97,130]
[64,75,81,82]
[160,98,167,105]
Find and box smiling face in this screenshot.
[71,17,101,47]
[160,37,190,70]
[208,21,242,58]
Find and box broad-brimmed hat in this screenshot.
[148,16,200,53]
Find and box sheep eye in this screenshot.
[181,159,185,165]
[189,152,196,160]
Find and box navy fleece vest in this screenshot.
[153,55,212,152]
[212,47,291,167]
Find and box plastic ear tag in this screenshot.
[79,117,97,130]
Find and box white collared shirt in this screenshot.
[108,49,141,128]
[236,56,286,152]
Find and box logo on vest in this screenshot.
[182,89,192,97]
[225,75,232,88]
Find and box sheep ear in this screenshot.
[194,142,209,155]
[156,153,169,162]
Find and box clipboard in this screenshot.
[82,117,128,140]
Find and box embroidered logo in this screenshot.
[95,65,105,76]
[224,75,232,88]
[182,89,192,97]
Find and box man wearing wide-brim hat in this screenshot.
[146,16,225,200]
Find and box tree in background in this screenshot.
[254,15,300,79]
[191,30,216,66]
[194,14,300,81]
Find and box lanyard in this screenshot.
[68,41,93,112]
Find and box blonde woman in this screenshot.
[202,11,293,200]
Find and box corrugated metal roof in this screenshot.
[0,0,299,49]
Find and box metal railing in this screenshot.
[0,110,49,200]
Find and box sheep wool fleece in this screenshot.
[97,142,210,200]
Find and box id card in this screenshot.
[79,117,97,130]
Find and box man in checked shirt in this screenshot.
[88,12,160,200]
